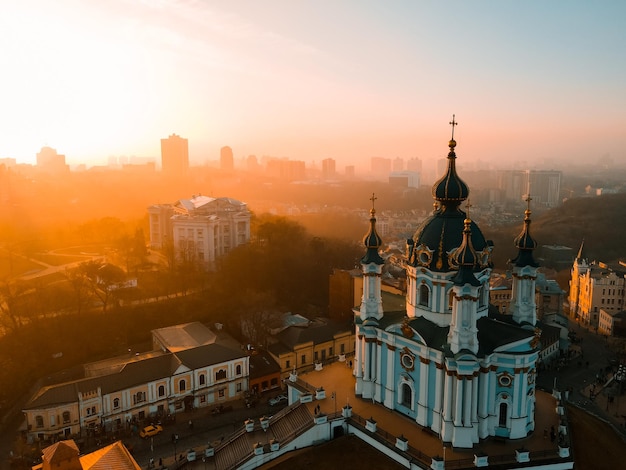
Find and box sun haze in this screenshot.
[1,0,625,168]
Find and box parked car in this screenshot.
[186,449,196,462]
[269,394,288,406]
[139,424,163,438]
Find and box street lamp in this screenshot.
[172,433,178,462]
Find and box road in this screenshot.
[536,319,626,437]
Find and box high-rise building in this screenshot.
[220,146,234,171]
[497,170,562,208]
[392,157,404,172]
[160,134,189,177]
[370,157,391,178]
[36,146,69,174]
[321,158,336,179]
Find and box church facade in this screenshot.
[354,123,540,449]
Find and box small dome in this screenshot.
[432,139,469,204]
[361,195,384,265]
[510,200,539,268]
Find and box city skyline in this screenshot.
[2,1,625,168]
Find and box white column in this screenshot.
[385,345,396,408]
[463,377,472,426]
[417,358,429,425]
[478,369,488,418]
[432,364,443,430]
[471,374,479,424]
[363,340,370,381]
[512,369,520,418]
[355,336,362,378]
[519,369,528,417]
[443,371,453,422]
[454,378,463,426]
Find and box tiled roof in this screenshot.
[275,322,350,349]
[24,343,244,410]
[79,440,141,470]
[152,322,216,352]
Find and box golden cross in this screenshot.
[370,192,377,210]
[449,114,458,140]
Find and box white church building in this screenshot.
[354,125,541,449]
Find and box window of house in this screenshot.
[329,347,333,356]
[218,389,225,398]
[113,398,120,409]
[271,378,278,387]
[200,395,206,404]
[301,354,306,364]
[216,369,227,381]
[340,343,345,354]
[286,360,290,369]
[236,364,242,375]
[314,351,319,361]
[180,379,186,392]
[62,411,70,424]
[199,374,206,386]
[236,382,242,392]
[36,416,44,428]
[158,385,166,397]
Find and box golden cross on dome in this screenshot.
[449,114,458,140]
[525,194,532,210]
[465,199,473,218]
[370,192,377,210]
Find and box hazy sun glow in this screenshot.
[2,0,625,167]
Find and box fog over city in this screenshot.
[2,1,625,169]
[3,2,626,469]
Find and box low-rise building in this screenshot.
[22,324,248,444]
[267,319,354,379]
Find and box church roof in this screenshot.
[375,311,534,356]
[408,118,491,273]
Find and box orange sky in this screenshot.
[1,1,625,169]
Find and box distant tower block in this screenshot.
[161,134,189,177]
[220,146,234,171]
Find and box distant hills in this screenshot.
[485,193,626,269]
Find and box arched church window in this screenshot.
[499,402,508,427]
[419,284,430,307]
[401,383,412,408]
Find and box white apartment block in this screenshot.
[148,195,251,269]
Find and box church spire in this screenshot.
[510,195,538,268]
[361,193,384,265]
[451,216,481,287]
[432,115,469,209]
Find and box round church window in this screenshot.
[401,353,415,371]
